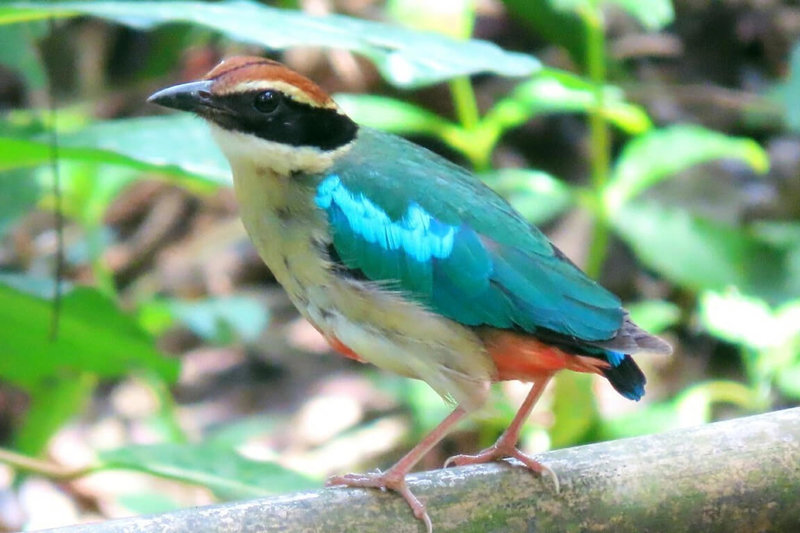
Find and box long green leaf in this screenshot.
[605,125,769,210]
[6,0,540,89]
[0,275,179,390]
[612,202,798,302]
[99,443,317,500]
[543,0,674,31]
[483,69,652,140]
[0,115,229,186]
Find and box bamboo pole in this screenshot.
[43,407,800,532]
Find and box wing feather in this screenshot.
[315,128,627,345]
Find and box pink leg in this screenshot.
[445,375,559,491]
[327,406,467,533]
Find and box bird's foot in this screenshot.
[444,443,559,493]
[327,471,433,533]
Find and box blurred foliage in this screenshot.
[0,0,799,528]
[98,442,318,499]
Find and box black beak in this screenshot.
[147,80,216,112]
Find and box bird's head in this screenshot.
[148,56,358,175]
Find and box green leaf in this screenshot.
[36,163,139,226]
[770,39,800,132]
[99,443,317,499]
[605,125,769,210]
[483,69,652,142]
[612,202,799,301]
[605,0,674,31]
[334,93,462,141]
[0,275,179,391]
[549,0,591,11]
[540,0,675,31]
[481,169,574,225]
[15,374,95,455]
[0,21,47,89]
[117,492,183,515]
[699,291,800,350]
[6,0,540,89]
[549,373,597,448]
[0,115,230,186]
[388,0,475,40]
[776,363,800,399]
[599,380,759,440]
[0,168,40,237]
[625,300,680,334]
[502,0,588,68]
[141,296,269,344]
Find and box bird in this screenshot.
[149,56,672,531]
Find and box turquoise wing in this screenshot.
[314,127,624,343]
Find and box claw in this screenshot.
[327,471,433,533]
[445,444,559,493]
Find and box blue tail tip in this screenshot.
[622,383,645,401]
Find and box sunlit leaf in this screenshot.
[99,443,317,499]
[625,300,680,334]
[776,363,800,399]
[612,201,798,301]
[483,69,652,141]
[699,291,800,350]
[541,0,674,31]
[605,0,674,31]
[549,0,590,11]
[36,163,139,227]
[605,125,769,210]
[481,168,574,225]
[388,0,475,40]
[0,274,179,391]
[6,0,540,89]
[0,115,229,186]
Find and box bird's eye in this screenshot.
[253,90,281,113]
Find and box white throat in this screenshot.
[209,123,351,176]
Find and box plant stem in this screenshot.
[0,447,94,481]
[583,4,611,279]
[450,76,480,130]
[449,76,491,170]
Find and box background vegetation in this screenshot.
[0,0,799,529]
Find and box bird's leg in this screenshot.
[444,374,559,491]
[327,406,467,532]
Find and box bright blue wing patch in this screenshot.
[316,175,456,262]
[315,171,623,346]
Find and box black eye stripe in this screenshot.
[207,90,357,151]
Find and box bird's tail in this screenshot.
[601,352,646,401]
